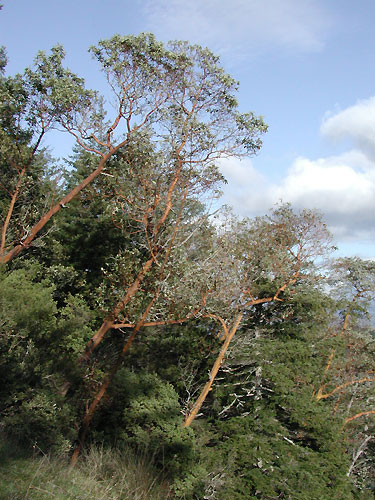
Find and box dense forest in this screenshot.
[1,32,375,499]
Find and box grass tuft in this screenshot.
[0,437,172,499]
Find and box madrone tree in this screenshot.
[12,34,268,463]
[181,205,333,426]
[313,257,375,487]
[0,33,267,264]
[1,34,266,456]
[69,200,333,462]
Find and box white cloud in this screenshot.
[321,97,375,159]
[269,153,375,239]
[219,103,375,248]
[272,153,374,211]
[141,0,331,56]
[217,157,272,210]
[218,157,264,187]
[220,153,375,234]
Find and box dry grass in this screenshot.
[0,440,172,500]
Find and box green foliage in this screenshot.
[124,321,220,393]
[95,370,201,476]
[195,285,371,499]
[0,264,94,453]
[0,46,7,74]
[89,32,267,156]
[1,32,375,499]
[84,367,210,498]
[216,412,355,500]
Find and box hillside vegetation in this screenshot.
[1,34,374,499]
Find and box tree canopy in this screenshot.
[1,33,374,499]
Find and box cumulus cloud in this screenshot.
[321,97,375,159]
[141,0,331,56]
[216,157,272,212]
[270,153,375,240]
[219,104,375,248]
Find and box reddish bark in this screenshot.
[70,291,159,467]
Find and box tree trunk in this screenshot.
[183,312,243,427]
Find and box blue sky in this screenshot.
[1,0,374,258]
